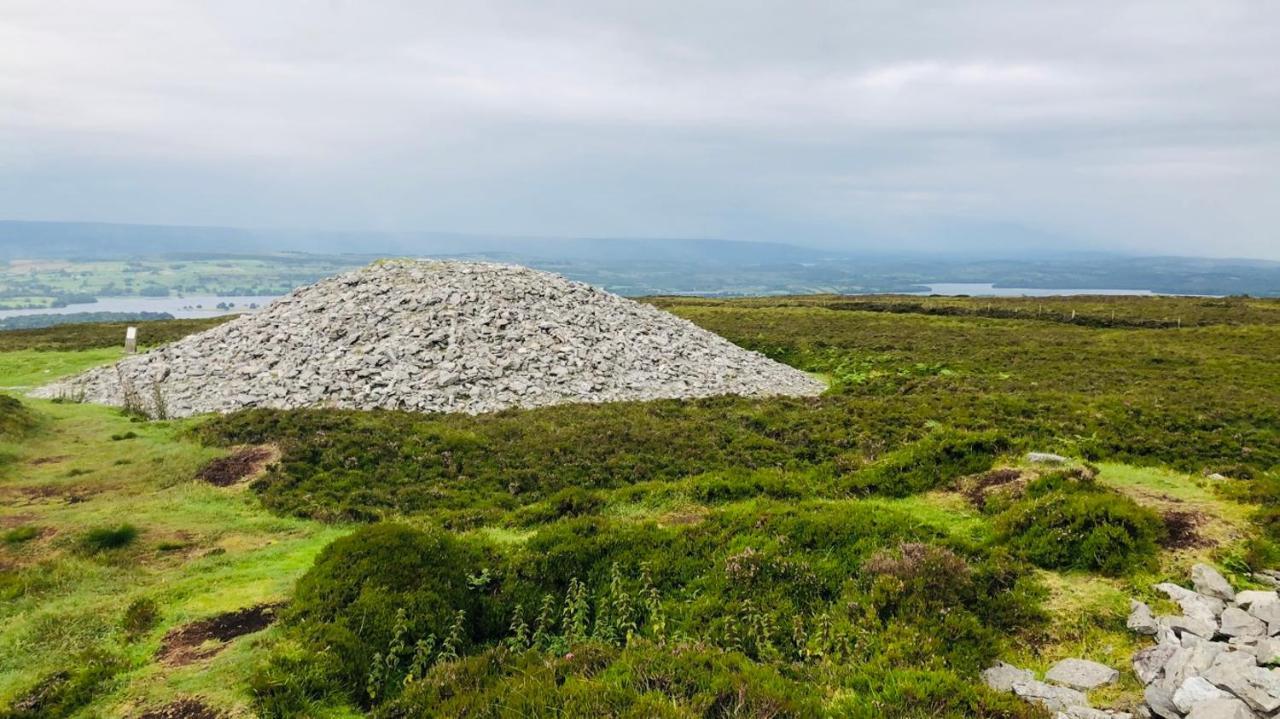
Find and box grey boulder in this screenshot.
[982,661,1034,692]
[1012,679,1090,712]
[1184,697,1255,719]
[1046,658,1120,691]
[1129,600,1159,635]
[1220,607,1267,639]
[1192,564,1236,602]
[1171,676,1231,713]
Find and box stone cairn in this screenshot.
[31,260,826,418]
[985,563,1280,719]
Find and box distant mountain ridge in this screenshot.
[2,220,1277,296]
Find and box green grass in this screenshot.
[0,398,350,715]
[0,347,123,388]
[0,295,1277,717]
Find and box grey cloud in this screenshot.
[0,0,1277,257]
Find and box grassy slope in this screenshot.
[0,301,1276,716]
[0,399,349,717]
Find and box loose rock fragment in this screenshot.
[1045,658,1120,691]
[1192,564,1236,602]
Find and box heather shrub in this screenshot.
[281,523,502,707]
[997,483,1164,575]
[848,430,1011,497]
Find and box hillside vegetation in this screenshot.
[0,294,1277,718]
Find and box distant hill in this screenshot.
[1,220,1277,296]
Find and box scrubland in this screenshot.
[1,296,1276,718]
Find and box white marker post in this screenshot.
[125,326,137,354]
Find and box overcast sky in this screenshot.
[2,1,1278,258]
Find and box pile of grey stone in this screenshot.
[1128,564,1280,719]
[31,260,826,417]
[983,563,1280,719]
[984,657,1129,719]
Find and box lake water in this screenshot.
[0,295,280,320]
[911,283,1155,297]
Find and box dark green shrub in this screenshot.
[997,486,1164,575]
[3,526,39,544]
[382,641,823,719]
[122,598,160,640]
[686,468,810,503]
[848,430,1011,497]
[277,523,500,707]
[829,667,1045,718]
[80,524,139,552]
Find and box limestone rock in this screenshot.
[30,261,827,417]
[1192,564,1236,602]
[1027,452,1068,464]
[1172,676,1231,713]
[1251,637,1280,665]
[1233,591,1278,610]
[1184,697,1255,719]
[1134,642,1179,685]
[1203,658,1279,714]
[1013,679,1090,712]
[1144,685,1181,719]
[1046,658,1120,691]
[1156,583,1226,625]
[1220,607,1267,639]
[983,662,1035,692]
[1161,614,1218,640]
[1129,600,1159,635]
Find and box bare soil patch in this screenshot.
[960,467,1025,508]
[1161,508,1211,549]
[135,698,221,719]
[27,455,68,466]
[157,603,282,666]
[195,446,277,487]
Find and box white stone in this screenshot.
[1129,600,1159,635]
[1184,697,1255,719]
[1172,676,1230,713]
[1157,583,1226,625]
[1233,591,1278,609]
[1192,564,1236,602]
[1013,679,1090,712]
[1221,607,1267,639]
[1046,658,1120,691]
[983,661,1034,692]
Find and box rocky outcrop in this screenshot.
[986,563,1280,719]
[31,260,826,417]
[1126,563,1280,718]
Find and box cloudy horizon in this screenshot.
[2,1,1278,259]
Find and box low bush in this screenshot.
[122,598,160,640]
[80,524,139,552]
[848,429,1011,497]
[279,524,502,708]
[997,479,1164,575]
[257,506,1045,717]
